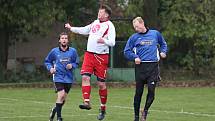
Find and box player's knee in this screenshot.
[148,90,155,97]
[148,93,155,101]
[62,100,66,105]
[58,91,66,100]
[57,96,65,103]
[136,87,143,95]
[151,95,155,100]
[82,75,90,82]
[97,82,106,89]
[135,92,143,97]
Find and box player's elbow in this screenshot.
[109,41,115,47]
[123,52,130,60]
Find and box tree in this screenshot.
[123,0,159,28]
[62,0,98,25]
[0,0,65,81]
[160,0,215,74]
[143,0,159,28]
[0,0,102,81]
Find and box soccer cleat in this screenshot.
[134,116,139,121]
[79,102,92,110]
[57,117,63,121]
[140,110,148,121]
[97,109,106,120]
[49,107,56,121]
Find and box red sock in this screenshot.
[82,86,91,103]
[99,89,107,111]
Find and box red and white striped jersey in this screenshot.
[70,19,116,54]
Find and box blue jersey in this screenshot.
[124,29,167,62]
[44,47,79,83]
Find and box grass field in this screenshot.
[0,87,215,121]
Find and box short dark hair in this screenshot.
[100,5,112,16]
[59,32,68,40]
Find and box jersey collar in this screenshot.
[59,46,69,52]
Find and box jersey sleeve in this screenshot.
[44,49,55,71]
[156,31,168,54]
[70,48,79,69]
[103,22,116,47]
[124,35,139,61]
[70,24,92,35]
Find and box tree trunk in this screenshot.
[0,26,9,81]
[143,0,159,29]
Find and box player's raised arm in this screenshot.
[65,22,91,35]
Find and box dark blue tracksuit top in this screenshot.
[124,29,168,62]
[44,47,79,83]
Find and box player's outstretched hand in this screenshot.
[65,23,72,30]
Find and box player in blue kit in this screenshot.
[124,17,167,121]
[45,32,79,121]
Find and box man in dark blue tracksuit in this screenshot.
[45,32,79,121]
[124,17,167,121]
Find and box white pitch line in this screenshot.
[110,105,215,117]
[1,97,215,118]
[0,115,46,119]
[0,113,97,119]
[0,97,19,101]
[0,97,52,105]
[151,109,215,117]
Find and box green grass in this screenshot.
[0,87,215,121]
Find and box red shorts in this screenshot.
[81,51,109,80]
